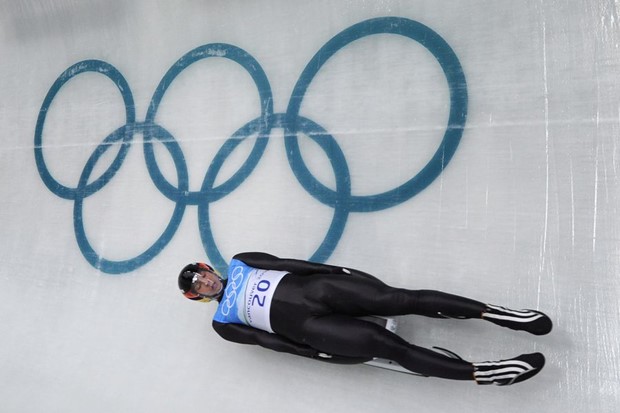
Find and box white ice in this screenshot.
[1,1,619,412]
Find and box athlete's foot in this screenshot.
[482,305,552,335]
[473,352,545,386]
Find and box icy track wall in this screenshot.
[1,1,619,413]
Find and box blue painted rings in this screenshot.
[34,17,467,274]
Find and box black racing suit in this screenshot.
[212,252,484,380]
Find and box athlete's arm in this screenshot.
[212,321,319,358]
[233,252,384,283]
[212,321,372,364]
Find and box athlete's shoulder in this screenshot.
[232,252,282,268]
[232,252,279,262]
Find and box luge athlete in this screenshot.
[178,252,552,385]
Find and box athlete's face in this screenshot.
[192,270,223,298]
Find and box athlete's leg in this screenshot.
[302,275,552,335]
[300,314,545,385]
[301,314,475,381]
[303,274,485,319]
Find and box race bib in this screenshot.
[214,259,287,333]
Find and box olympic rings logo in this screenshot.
[34,17,467,275]
[220,266,245,316]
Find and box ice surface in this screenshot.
[1,0,619,412]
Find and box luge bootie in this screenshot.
[473,352,545,386]
[482,304,552,335]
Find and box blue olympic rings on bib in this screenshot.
[34,17,468,275]
[220,266,245,317]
